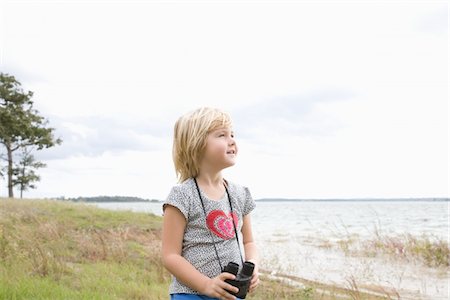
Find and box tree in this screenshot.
[13,147,46,198]
[0,152,4,179]
[0,72,62,198]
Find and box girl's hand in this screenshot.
[202,272,239,300]
[248,264,260,293]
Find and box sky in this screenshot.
[0,1,448,200]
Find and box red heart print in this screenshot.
[206,210,238,240]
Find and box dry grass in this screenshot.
[334,232,449,268]
[0,198,170,299]
[0,198,389,299]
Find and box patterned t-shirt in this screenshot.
[163,177,256,295]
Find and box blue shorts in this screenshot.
[170,294,241,300]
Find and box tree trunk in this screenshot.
[20,166,24,199]
[6,143,14,198]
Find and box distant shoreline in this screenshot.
[65,197,450,203]
[76,198,450,203]
[53,196,160,203]
[255,197,449,202]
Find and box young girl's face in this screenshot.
[202,126,237,171]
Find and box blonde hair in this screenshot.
[172,107,233,182]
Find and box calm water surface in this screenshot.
[92,200,448,240]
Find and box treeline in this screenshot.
[256,198,449,202]
[60,196,160,203]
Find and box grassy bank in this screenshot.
[0,198,167,299]
[0,198,386,300]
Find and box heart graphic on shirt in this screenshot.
[206,210,238,240]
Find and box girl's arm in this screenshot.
[161,205,239,299]
[241,213,260,293]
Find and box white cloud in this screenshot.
[0,2,447,199]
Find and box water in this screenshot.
[252,200,448,241]
[92,201,163,216]
[93,200,448,240]
[92,200,449,299]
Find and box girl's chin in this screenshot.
[227,160,236,167]
[222,158,236,168]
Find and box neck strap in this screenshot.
[193,178,244,272]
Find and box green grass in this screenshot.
[0,198,387,300]
[0,198,169,300]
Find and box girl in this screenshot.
[162,107,260,300]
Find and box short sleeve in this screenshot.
[163,185,190,220]
[242,186,256,216]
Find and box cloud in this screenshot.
[32,87,355,161]
[34,115,171,160]
[1,63,47,85]
[231,88,355,141]
[414,5,448,34]
[2,2,447,199]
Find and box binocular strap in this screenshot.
[193,177,245,273]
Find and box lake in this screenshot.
[93,200,448,240]
[91,200,449,299]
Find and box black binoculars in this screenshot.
[222,261,255,299]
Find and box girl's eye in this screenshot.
[217,132,234,138]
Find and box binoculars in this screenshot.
[222,261,255,299]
